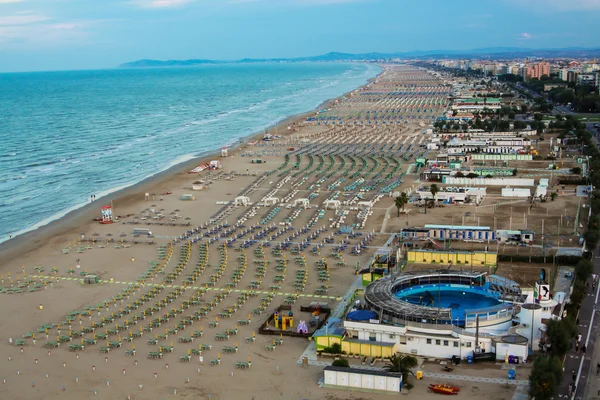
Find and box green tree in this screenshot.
[430,184,439,202]
[546,319,575,357]
[498,120,511,131]
[394,192,409,218]
[571,167,582,175]
[383,354,418,384]
[529,355,563,400]
[575,259,594,282]
[584,229,600,249]
[514,120,527,130]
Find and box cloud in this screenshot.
[0,18,106,48]
[519,32,532,40]
[0,15,50,25]
[132,0,195,8]
[504,0,600,11]
[0,0,24,4]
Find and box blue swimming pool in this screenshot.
[394,285,501,325]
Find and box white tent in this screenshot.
[357,201,372,210]
[294,198,309,208]
[324,200,341,210]
[234,196,251,206]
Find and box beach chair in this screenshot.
[15,339,26,346]
[210,359,220,366]
[180,355,191,362]
[148,352,162,359]
[100,346,110,353]
[125,349,136,356]
[200,344,212,351]
[69,344,84,351]
[265,344,276,351]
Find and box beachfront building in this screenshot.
[323,366,402,394]
[313,271,543,362]
[414,186,487,204]
[398,225,535,245]
[450,98,502,112]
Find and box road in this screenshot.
[556,255,600,400]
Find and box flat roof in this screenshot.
[464,302,513,315]
[344,338,396,347]
[324,365,402,379]
[424,224,491,231]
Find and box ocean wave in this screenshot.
[0,63,380,243]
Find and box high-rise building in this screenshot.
[526,62,550,79]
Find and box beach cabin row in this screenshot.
[400,225,497,242]
[399,225,535,244]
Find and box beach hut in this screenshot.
[180,194,195,201]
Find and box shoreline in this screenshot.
[0,66,381,264]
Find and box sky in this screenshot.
[1,0,600,72]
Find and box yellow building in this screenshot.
[341,339,397,358]
[407,250,497,267]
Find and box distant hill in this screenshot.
[119,47,600,67]
[119,59,220,68]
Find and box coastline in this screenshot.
[0,66,381,264]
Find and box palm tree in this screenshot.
[383,354,418,384]
[430,184,439,203]
[394,192,409,217]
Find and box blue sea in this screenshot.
[0,63,380,243]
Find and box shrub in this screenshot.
[332,359,350,368]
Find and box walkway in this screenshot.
[37,275,342,300]
[559,255,600,400]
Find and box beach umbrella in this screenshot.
[92,233,100,237]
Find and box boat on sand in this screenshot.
[428,383,460,395]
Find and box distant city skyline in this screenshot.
[1,0,600,72]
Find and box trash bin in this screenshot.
[416,371,423,380]
[467,355,473,364]
[508,369,516,380]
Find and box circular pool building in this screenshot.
[364,271,519,334]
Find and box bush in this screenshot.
[584,229,600,249]
[332,359,350,368]
[323,342,343,354]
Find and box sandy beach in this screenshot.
[0,65,521,400]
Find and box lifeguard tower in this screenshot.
[221,146,228,157]
[100,205,113,224]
